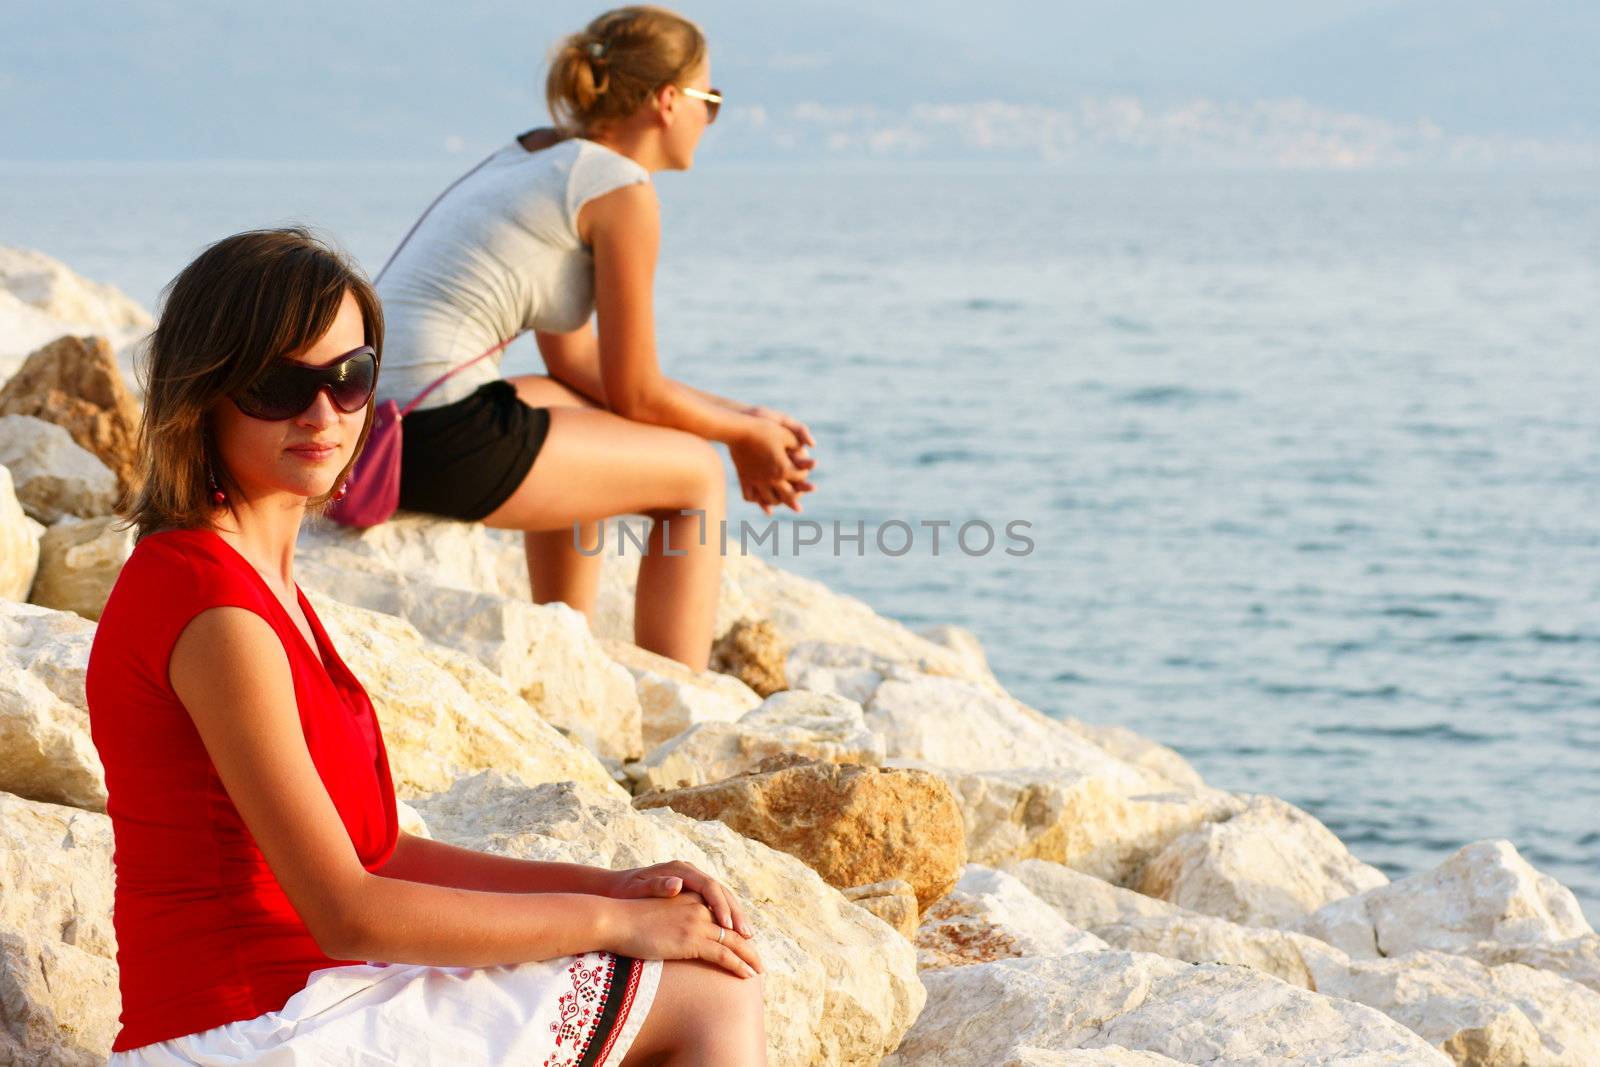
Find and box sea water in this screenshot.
[4,159,1596,920]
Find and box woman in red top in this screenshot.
[87,227,765,1065]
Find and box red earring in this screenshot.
[208,469,227,506]
[334,482,349,501]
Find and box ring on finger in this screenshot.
[717,927,726,945]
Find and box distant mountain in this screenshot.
[0,0,1594,161]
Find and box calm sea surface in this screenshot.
[4,159,1597,920]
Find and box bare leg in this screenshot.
[619,959,767,1067]
[524,521,604,618]
[481,375,726,670]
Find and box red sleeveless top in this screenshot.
[86,527,399,1053]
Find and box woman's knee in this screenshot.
[622,960,764,1065]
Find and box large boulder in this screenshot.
[0,415,118,523]
[624,690,885,795]
[1092,912,1351,991]
[0,601,103,810]
[998,859,1183,928]
[1460,935,1600,995]
[1306,948,1600,1066]
[594,526,1002,692]
[633,757,966,912]
[296,550,644,761]
[0,464,44,600]
[882,950,1452,1066]
[413,770,925,1067]
[0,791,119,1065]
[1295,840,1594,961]
[1133,794,1389,927]
[28,515,134,620]
[915,866,1108,970]
[792,644,1202,790]
[602,636,760,750]
[297,514,524,599]
[927,761,1244,882]
[308,594,624,801]
[0,246,152,390]
[0,335,140,494]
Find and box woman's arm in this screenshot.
[584,183,764,445]
[374,831,619,895]
[535,322,747,414]
[170,606,620,967]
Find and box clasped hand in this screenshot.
[605,860,763,979]
[732,405,817,515]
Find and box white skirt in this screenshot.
[108,951,663,1066]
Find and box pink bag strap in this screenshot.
[398,335,516,417]
[375,145,519,419]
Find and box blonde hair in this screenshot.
[545,5,708,136]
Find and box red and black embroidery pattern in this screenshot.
[543,952,644,1067]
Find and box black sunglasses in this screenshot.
[231,344,378,421]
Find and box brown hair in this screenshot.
[545,5,708,136]
[118,226,383,542]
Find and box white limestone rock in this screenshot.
[999,859,1183,928]
[1460,935,1600,995]
[0,464,44,600]
[625,689,884,795]
[909,758,1244,884]
[1295,839,1594,961]
[0,600,103,810]
[0,415,118,523]
[593,521,1002,692]
[1093,912,1353,990]
[603,636,761,750]
[915,865,1108,970]
[0,246,152,390]
[413,770,924,1067]
[1134,794,1389,928]
[395,799,431,839]
[297,557,644,762]
[298,513,522,598]
[997,1050,1185,1067]
[0,791,119,1064]
[882,950,1452,1066]
[309,594,624,801]
[1306,948,1600,1066]
[28,514,134,620]
[864,672,1159,783]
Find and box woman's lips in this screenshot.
[287,443,338,461]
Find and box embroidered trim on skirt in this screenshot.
[107,951,662,1066]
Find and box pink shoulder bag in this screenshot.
[325,146,514,529]
[325,337,513,528]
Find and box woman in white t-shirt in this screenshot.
[375,4,816,672]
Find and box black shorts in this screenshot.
[397,380,552,522]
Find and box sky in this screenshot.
[1,0,1595,161]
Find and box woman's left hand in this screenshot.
[606,860,754,939]
[744,404,817,451]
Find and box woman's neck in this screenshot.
[208,494,306,594]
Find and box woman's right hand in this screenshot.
[730,418,815,515]
[604,890,763,978]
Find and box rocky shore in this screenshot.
[2,245,1597,1065]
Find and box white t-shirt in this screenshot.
[373,136,651,411]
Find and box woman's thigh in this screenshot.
[504,372,601,411]
[619,957,766,1067]
[479,403,725,532]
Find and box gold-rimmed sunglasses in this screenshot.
[680,86,722,124]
